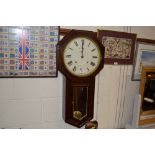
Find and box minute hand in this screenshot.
[81,40,84,58]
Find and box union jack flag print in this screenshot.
[0,26,59,77]
[18,31,30,70]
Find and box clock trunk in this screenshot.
[65,78,95,128]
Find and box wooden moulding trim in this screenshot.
[60,28,71,36]
[60,28,97,36]
[139,117,155,125]
[141,110,155,115]
[137,38,155,44]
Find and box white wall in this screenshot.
[0,74,75,128]
[0,26,155,128]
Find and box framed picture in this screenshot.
[0,26,59,78]
[139,66,155,125]
[132,38,155,81]
[97,30,137,65]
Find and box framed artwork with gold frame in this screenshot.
[139,66,155,125]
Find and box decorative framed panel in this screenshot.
[97,30,137,65]
[132,38,155,81]
[0,26,59,78]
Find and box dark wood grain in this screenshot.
[60,28,71,36]
[60,28,97,36]
[137,38,155,44]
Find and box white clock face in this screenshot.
[63,37,101,77]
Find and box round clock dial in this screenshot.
[63,37,101,77]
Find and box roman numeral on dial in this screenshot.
[69,47,73,50]
[74,41,78,46]
[68,61,73,66]
[66,55,71,58]
[73,66,76,72]
[81,39,84,44]
[90,62,95,66]
[91,48,96,52]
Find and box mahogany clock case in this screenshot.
[64,78,95,128]
[57,29,105,80]
[57,30,105,128]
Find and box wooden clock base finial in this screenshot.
[85,120,98,129]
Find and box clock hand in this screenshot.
[81,40,84,58]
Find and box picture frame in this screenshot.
[0,26,59,78]
[139,66,155,125]
[97,30,137,65]
[132,38,155,81]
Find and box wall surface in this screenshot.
[0,26,155,129]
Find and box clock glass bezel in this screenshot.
[63,36,102,77]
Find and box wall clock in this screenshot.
[57,30,105,128]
